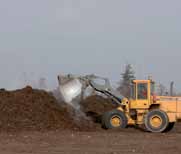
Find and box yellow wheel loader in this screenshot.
[58,74,181,133]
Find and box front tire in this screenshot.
[102,110,128,129]
[144,109,169,133]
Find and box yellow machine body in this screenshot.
[118,80,181,126]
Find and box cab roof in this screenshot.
[132,80,153,83]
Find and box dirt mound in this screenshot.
[0,86,95,132]
[80,95,117,122]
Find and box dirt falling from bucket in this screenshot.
[52,87,92,124]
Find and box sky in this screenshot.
[0,0,181,91]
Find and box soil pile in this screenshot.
[80,95,117,122]
[0,86,94,132]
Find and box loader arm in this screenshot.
[58,74,124,105]
[86,75,124,105]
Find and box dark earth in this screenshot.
[0,87,181,154]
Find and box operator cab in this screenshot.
[130,80,155,108]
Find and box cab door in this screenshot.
[136,83,150,109]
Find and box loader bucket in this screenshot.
[59,78,83,104]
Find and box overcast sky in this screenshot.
[0,0,181,91]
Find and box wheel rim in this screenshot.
[110,116,122,127]
[150,115,163,128]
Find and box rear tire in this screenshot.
[144,109,169,133]
[102,110,128,129]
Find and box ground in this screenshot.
[0,124,181,154]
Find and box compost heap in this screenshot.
[80,95,117,122]
[0,86,115,132]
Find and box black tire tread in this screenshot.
[102,110,128,129]
[144,109,169,133]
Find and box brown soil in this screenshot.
[0,86,95,132]
[0,129,181,154]
[81,95,117,115]
[0,86,118,132]
[81,95,117,122]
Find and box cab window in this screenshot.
[137,83,148,100]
